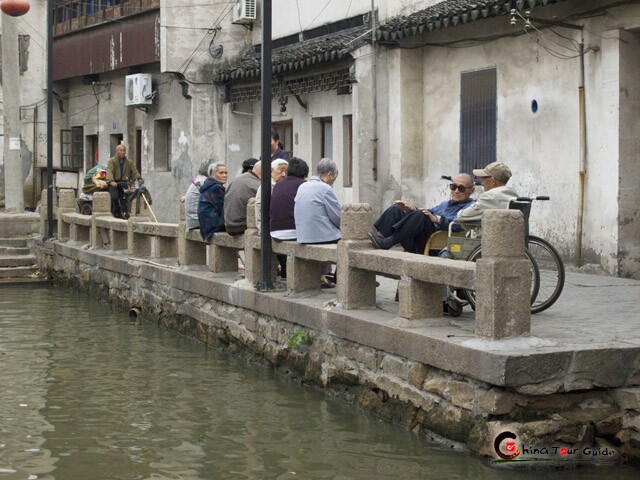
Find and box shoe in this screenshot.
[443,302,450,315]
[368,232,385,249]
[320,280,336,289]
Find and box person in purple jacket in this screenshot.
[270,157,309,241]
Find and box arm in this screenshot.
[254,186,262,231]
[106,158,116,185]
[323,188,341,228]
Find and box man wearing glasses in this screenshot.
[368,173,476,254]
[456,162,517,225]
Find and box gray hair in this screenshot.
[455,173,473,186]
[207,162,226,177]
[316,157,338,177]
[198,159,215,176]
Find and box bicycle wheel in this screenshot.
[527,236,565,314]
[465,246,540,312]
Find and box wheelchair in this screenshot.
[426,197,565,317]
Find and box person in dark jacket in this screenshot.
[269,157,309,278]
[270,157,309,240]
[270,131,290,161]
[197,162,228,241]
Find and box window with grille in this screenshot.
[460,68,497,174]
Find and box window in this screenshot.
[86,134,98,169]
[60,127,83,169]
[460,67,497,174]
[154,119,172,171]
[343,115,353,187]
[321,119,333,159]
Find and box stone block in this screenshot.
[153,236,178,259]
[336,241,376,309]
[424,377,478,411]
[287,255,321,292]
[340,203,373,240]
[564,349,637,391]
[398,277,441,320]
[408,362,429,389]
[128,220,151,256]
[475,257,531,340]
[615,387,640,410]
[380,354,409,379]
[478,388,516,415]
[58,189,76,209]
[480,209,526,258]
[208,244,238,273]
[110,227,128,252]
[70,223,91,243]
[92,192,111,214]
[178,234,207,266]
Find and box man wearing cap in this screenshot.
[456,162,517,224]
[368,173,475,254]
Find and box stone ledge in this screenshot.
[95,216,129,231]
[44,241,640,393]
[211,232,245,249]
[61,212,92,226]
[132,222,179,237]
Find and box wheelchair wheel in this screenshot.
[464,246,540,312]
[448,300,463,317]
[527,236,565,314]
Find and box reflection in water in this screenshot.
[0,285,637,479]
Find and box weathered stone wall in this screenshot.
[37,242,640,468]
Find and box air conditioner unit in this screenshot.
[125,73,153,106]
[232,0,257,24]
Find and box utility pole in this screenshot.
[1,12,25,211]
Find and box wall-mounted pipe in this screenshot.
[576,37,587,266]
[371,0,378,182]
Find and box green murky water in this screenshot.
[0,285,636,479]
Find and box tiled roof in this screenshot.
[213,24,370,84]
[377,0,566,41]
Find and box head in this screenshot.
[317,158,338,186]
[242,158,258,173]
[449,173,475,202]
[115,144,127,160]
[270,132,280,153]
[472,162,512,192]
[207,162,229,185]
[271,159,288,183]
[198,159,215,177]
[252,160,262,179]
[286,157,309,179]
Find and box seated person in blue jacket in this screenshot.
[368,173,475,254]
[197,162,228,241]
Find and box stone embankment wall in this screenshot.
[37,241,640,468]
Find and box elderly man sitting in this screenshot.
[368,173,476,254]
[224,160,261,237]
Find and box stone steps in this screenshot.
[0,265,38,279]
[0,255,37,268]
[0,246,31,255]
[0,237,32,248]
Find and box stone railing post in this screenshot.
[337,203,376,309]
[90,191,112,247]
[57,189,75,241]
[39,189,58,237]
[475,209,531,340]
[243,198,273,283]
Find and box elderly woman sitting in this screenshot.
[197,162,228,241]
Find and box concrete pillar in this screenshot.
[287,251,322,293]
[57,189,75,241]
[209,243,238,273]
[40,189,57,237]
[1,14,24,211]
[337,203,377,309]
[475,210,531,340]
[91,192,112,247]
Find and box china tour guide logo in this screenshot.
[493,430,617,464]
[494,431,522,460]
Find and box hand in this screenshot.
[138,178,145,185]
[422,210,438,223]
[393,200,415,212]
[110,181,117,188]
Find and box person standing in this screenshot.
[105,144,143,218]
[270,132,290,161]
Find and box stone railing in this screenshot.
[48,189,531,340]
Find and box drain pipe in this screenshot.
[576,35,587,266]
[371,0,378,181]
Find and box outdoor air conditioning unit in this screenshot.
[232,0,257,24]
[125,73,153,106]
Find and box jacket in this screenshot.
[294,176,341,243]
[106,156,141,184]
[184,174,207,230]
[223,171,260,233]
[197,178,225,241]
[456,185,518,224]
[271,176,305,232]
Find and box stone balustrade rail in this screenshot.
[46,189,531,340]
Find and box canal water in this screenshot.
[0,284,637,480]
